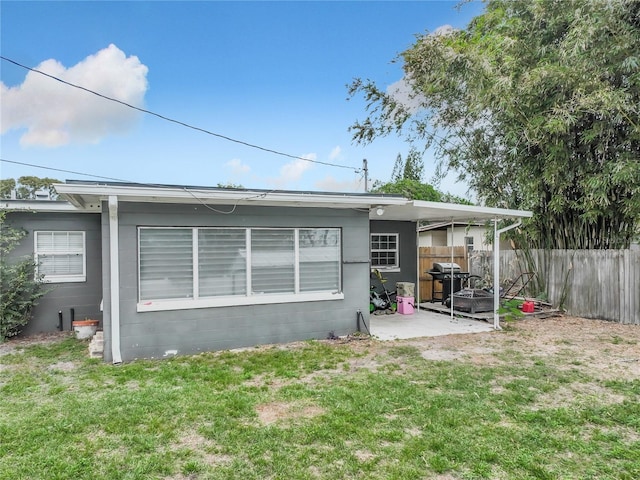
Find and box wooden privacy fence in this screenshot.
[419,246,467,302]
[469,249,640,325]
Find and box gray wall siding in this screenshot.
[5,212,103,335]
[102,202,370,362]
[370,220,418,292]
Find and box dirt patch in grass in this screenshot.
[255,401,325,425]
[394,316,640,381]
[172,432,232,467]
[0,332,73,357]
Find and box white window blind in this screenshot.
[139,228,193,300]
[251,229,295,294]
[299,229,340,292]
[371,233,399,269]
[138,227,342,306]
[198,229,247,297]
[34,231,86,282]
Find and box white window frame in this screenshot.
[34,231,86,283]
[370,233,400,272]
[137,227,343,312]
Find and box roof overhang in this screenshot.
[53,182,409,211]
[52,182,533,222]
[0,199,96,213]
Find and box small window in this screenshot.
[371,233,399,270]
[464,236,474,253]
[34,231,86,283]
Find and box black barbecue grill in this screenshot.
[427,262,471,304]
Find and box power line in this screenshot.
[0,55,360,173]
[0,158,133,183]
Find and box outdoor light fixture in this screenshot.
[375,206,385,216]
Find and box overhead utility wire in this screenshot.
[0,158,133,183]
[0,55,359,172]
[1,157,293,214]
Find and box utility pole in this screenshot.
[363,158,368,192]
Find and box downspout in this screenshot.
[108,196,122,364]
[493,219,522,330]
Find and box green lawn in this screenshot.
[0,328,638,480]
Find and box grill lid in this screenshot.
[433,262,461,273]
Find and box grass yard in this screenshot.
[0,317,639,479]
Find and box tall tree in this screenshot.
[0,177,60,200]
[0,179,16,199]
[350,0,640,249]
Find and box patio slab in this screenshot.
[367,308,494,341]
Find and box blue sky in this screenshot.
[1,1,483,195]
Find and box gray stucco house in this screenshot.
[3,181,531,362]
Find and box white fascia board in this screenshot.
[0,200,97,213]
[411,200,533,220]
[54,183,409,209]
[370,201,533,222]
[406,201,533,223]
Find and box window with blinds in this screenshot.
[299,228,340,292]
[199,228,247,297]
[34,231,86,282]
[138,227,341,304]
[139,228,193,300]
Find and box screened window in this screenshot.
[34,231,86,282]
[138,227,341,305]
[370,233,399,269]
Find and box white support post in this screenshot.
[108,196,122,364]
[493,219,522,330]
[493,219,500,329]
[450,219,455,319]
[415,223,420,311]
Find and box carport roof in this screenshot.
[371,200,533,223]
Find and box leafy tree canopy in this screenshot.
[372,150,472,205]
[350,0,640,249]
[0,176,60,200]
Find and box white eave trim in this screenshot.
[0,200,97,213]
[411,200,533,219]
[54,183,409,209]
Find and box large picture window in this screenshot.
[370,233,399,270]
[34,231,86,283]
[138,227,342,311]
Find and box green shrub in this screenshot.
[0,212,47,341]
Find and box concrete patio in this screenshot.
[367,306,495,340]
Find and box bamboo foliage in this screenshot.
[350,0,640,250]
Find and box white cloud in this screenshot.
[329,145,341,160]
[268,154,315,188]
[387,77,425,114]
[433,24,457,36]
[1,44,149,147]
[314,175,364,193]
[225,158,251,174]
